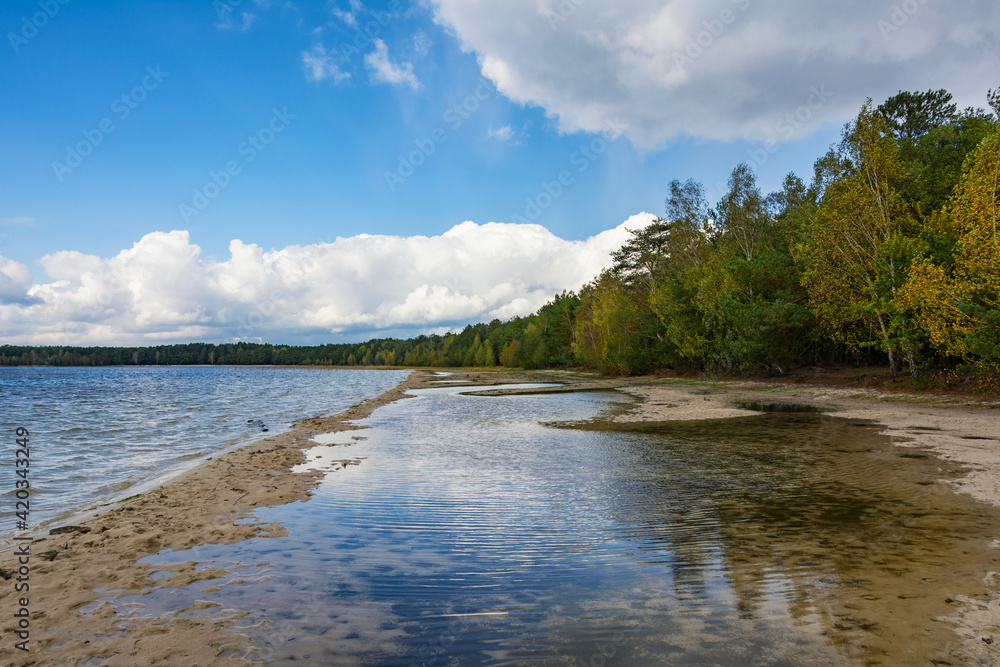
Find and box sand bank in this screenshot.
[612,377,1000,664]
[464,369,1000,663]
[607,379,1000,509]
[2,368,999,664]
[460,370,1000,506]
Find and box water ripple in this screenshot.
[0,367,408,527]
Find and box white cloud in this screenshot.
[331,0,363,27]
[0,215,654,345]
[331,9,356,28]
[431,0,1000,149]
[302,44,350,83]
[364,39,421,91]
[0,255,36,306]
[489,125,515,142]
[1,216,35,226]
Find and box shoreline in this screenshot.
[8,425,285,543]
[0,369,431,665]
[2,365,411,538]
[2,368,999,664]
[466,369,1000,662]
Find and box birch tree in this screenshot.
[801,100,920,376]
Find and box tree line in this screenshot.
[3,90,998,380]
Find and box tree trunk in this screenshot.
[875,311,898,377]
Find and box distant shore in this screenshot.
[2,368,999,664]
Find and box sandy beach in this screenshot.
[0,370,431,666]
[2,368,999,665]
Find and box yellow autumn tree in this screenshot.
[905,127,1000,364]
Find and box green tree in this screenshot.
[877,89,957,140]
[647,178,714,367]
[801,100,922,376]
[715,162,770,264]
[693,165,816,372]
[611,218,671,290]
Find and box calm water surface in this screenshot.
[0,366,409,527]
[111,385,1000,665]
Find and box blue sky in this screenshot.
[0,0,996,344]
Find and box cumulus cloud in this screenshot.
[0,215,654,345]
[365,39,421,90]
[302,44,350,83]
[431,0,1000,149]
[0,255,36,306]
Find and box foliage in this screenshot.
[905,127,1000,364]
[877,89,957,139]
[4,91,998,380]
[800,100,921,375]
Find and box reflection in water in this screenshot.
[585,415,1000,664]
[119,386,999,665]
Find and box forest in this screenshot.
[3,90,998,382]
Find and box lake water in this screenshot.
[110,383,1000,665]
[0,366,409,528]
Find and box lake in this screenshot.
[0,366,409,528]
[103,381,1000,665]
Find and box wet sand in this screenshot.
[0,371,433,666]
[2,368,999,665]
